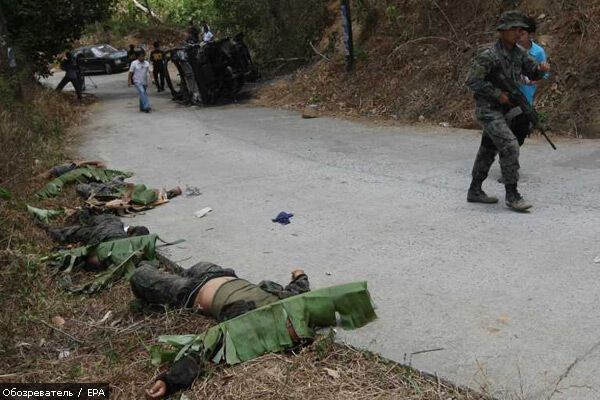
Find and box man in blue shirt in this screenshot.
[507,16,548,148]
[519,17,547,104]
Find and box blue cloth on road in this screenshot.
[519,41,547,104]
[272,212,293,225]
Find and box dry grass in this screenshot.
[197,340,487,400]
[0,257,213,397]
[0,84,94,193]
[255,0,600,137]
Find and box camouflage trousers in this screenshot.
[471,108,520,185]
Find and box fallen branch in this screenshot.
[37,318,85,345]
[131,0,162,23]
[432,0,459,39]
[262,57,307,65]
[387,36,465,59]
[310,42,331,62]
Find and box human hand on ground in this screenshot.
[145,380,166,400]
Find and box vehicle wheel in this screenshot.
[104,63,113,74]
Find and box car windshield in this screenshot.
[91,45,118,57]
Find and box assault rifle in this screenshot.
[495,72,557,150]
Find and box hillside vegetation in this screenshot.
[257,0,600,138]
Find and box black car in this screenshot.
[74,44,129,74]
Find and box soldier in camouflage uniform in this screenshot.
[466,10,550,211]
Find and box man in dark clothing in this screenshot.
[131,262,309,321]
[187,19,200,43]
[46,210,149,245]
[55,52,82,100]
[127,44,138,65]
[131,262,310,399]
[150,41,166,92]
[465,10,550,212]
[75,53,86,91]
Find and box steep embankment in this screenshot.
[256,0,600,137]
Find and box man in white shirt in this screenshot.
[128,51,151,113]
[202,23,214,43]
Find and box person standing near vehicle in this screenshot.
[127,44,138,64]
[150,41,166,92]
[55,51,82,100]
[189,19,200,43]
[202,23,214,43]
[465,10,550,212]
[75,53,86,92]
[128,51,151,113]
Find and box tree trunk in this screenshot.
[131,0,162,22]
[0,5,9,72]
[268,0,288,45]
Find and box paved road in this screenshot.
[50,72,600,400]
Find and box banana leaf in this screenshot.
[131,184,159,205]
[36,166,133,199]
[26,205,65,223]
[151,281,376,367]
[72,251,139,294]
[46,234,159,294]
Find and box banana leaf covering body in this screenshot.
[47,234,159,294]
[76,180,161,205]
[151,281,376,396]
[77,181,181,214]
[36,166,132,199]
[26,205,65,223]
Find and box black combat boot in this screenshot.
[467,178,498,204]
[166,186,182,199]
[130,263,197,308]
[505,184,532,211]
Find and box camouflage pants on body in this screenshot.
[471,109,520,185]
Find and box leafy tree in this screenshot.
[212,0,330,63]
[1,0,115,76]
[111,0,329,64]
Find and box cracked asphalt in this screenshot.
[49,71,600,400]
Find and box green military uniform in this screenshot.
[466,11,545,210]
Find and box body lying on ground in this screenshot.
[131,262,318,399]
[47,234,161,293]
[76,179,182,213]
[35,160,106,180]
[45,209,149,246]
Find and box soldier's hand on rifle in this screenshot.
[498,92,511,105]
[538,62,551,72]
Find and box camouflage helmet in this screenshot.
[496,10,529,30]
